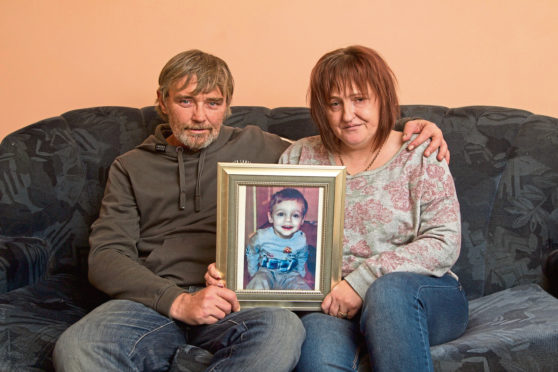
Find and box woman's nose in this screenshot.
[342,103,355,122]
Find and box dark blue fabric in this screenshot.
[0,236,49,293]
[544,248,558,297]
[0,105,557,371]
[0,274,106,371]
[431,284,558,371]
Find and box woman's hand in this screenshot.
[205,262,225,288]
[402,119,450,163]
[321,280,362,320]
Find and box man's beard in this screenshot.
[176,129,219,151]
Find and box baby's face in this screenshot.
[268,199,305,239]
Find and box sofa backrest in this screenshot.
[401,106,558,299]
[0,107,162,276]
[1,105,556,300]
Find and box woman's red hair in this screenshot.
[309,45,400,154]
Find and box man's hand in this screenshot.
[402,119,450,163]
[321,280,362,320]
[205,262,225,287]
[169,286,240,325]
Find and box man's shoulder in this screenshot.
[227,125,282,141]
[114,145,151,162]
[110,138,165,173]
[221,126,290,163]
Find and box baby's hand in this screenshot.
[205,263,225,288]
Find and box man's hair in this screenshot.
[269,188,308,217]
[156,49,234,120]
[309,45,400,154]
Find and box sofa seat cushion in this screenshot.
[0,236,50,293]
[0,273,106,372]
[431,284,558,371]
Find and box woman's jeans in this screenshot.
[296,272,469,372]
[53,299,304,372]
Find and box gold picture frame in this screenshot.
[216,162,346,310]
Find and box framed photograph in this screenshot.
[216,162,346,310]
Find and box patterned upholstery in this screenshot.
[0,105,557,371]
[431,284,558,371]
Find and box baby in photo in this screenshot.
[246,188,311,290]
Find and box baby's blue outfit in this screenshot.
[246,227,309,290]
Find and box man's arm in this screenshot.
[88,159,186,316]
[90,159,240,324]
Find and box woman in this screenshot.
[279,46,468,371]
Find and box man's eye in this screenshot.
[207,100,223,108]
[180,99,192,105]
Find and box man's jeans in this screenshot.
[53,299,304,371]
[296,272,469,372]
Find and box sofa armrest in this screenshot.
[543,249,558,298]
[0,236,50,293]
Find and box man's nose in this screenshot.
[192,104,205,122]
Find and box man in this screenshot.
[53,49,448,371]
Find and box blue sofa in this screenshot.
[1,105,557,371]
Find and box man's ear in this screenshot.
[157,89,168,115]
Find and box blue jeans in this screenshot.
[53,299,305,371]
[295,272,469,372]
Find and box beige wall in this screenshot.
[1,0,557,141]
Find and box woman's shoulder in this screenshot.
[290,135,323,148]
[392,134,453,178]
[279,135,329,165]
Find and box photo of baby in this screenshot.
[244,187,318,290]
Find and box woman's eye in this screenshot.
[329,101,341,110]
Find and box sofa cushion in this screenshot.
[0,236,50,293]
[0,273,106,372]
[431,284,558,371]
